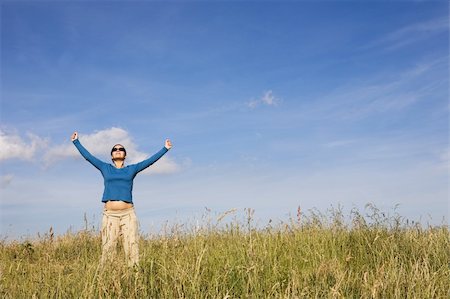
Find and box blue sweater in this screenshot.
[73,139,169,203]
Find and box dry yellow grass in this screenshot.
[1,205,448,298]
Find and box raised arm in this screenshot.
[134,139,172,173]
[71,131,106,171]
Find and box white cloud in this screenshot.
[0,129,48,162]
[261,90,278,106]
[248,90,280,109]
[143,156,181,175]
[44,127,181,174]
[0,174,14,188]
[44,127,132,164]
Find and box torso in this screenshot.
[105,200,134,210]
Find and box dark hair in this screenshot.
[111,144,127,156]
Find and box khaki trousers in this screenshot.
[100,207,139,267]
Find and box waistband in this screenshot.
[103,207,135,217]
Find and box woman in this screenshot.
[71,131,172,267]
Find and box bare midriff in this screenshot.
[105,200,134,210]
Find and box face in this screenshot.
[111,144,126,160]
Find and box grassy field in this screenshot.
[1,205,448,298]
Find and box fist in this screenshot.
[71,132,78,142]
[165,139,172,149]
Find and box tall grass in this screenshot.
[1,205,448,298]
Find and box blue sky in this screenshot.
[1,1,448,239]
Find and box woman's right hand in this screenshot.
[71,132,78,142]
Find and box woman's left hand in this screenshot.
[165,139,172,149]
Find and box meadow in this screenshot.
[1,205,448,298]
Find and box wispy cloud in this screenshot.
[0,174,14,189]
[248,90,280,109]
[362,17,448,51]
[0,129,48,162]
[310,58,447,121]
[438,149,449,171]
[323,139,358,148]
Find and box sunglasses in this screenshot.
[112,148,126,152]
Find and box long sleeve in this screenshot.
[73,139,107,171]
[133,147,169,174]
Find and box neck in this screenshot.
[113,160,124,168]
